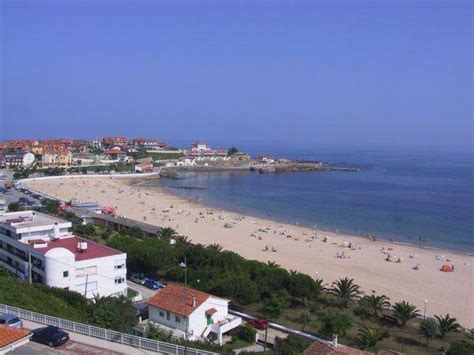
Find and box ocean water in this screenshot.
[151,144,473,253]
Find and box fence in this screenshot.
[0,303,217,355]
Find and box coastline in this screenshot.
[24,176,474,328]
[142,180,474,257]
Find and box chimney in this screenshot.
[192,296,196,308]
[53,222,60,240]
[332,334,338,348]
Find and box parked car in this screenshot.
[144,279,164,290]
[0,313,23,328]
[247,319,267,330]
[31,326,69,347]
[130,273,147,285]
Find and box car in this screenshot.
[144,279,164,290]
[247,318,267,330]
[130,273,147,285]
[31,326,69,347]
[0,313,23,328]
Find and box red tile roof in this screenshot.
[34,236,123,261]
[148,284,211,317]
[205,308,217,315]
[0,325,31,349]
[106,149,126,155]
[304,342,373,355]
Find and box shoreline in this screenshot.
[24,176,474,328]
[139,180,474,257]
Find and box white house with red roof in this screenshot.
[187,142,229,162]
[147,284,242,345]
[0,211,127,299]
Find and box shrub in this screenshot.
[320,309,354,338]
[238,324,257,343]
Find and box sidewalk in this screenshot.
[22,320,159,355]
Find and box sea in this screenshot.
[150,142,473,253]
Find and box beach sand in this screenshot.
[26,176,474,328]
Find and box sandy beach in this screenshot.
[25,176,473,328]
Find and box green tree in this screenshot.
[420,318,438,346]
[90,295,137,332]
[320,309,354,338]
[227,146,238,156]
[299,312,312,331]
[435,314,460,338]
[392,301,420,327]
[273,335,311,355]
[361,294,390,317]
[8,202,25,212]
[237,324,257,343]
[331,277,360,308]
[358,326,389,349]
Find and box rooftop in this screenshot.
[0,211,70,230]
[147,284,211,317]
[33,236,123,261]
[92,213,162,235]
[0,325,31,349]
[304,341,373,355]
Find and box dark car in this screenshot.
[0,313,23,328]
[144,279,164,290]
[31,326,69,347]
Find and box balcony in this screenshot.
[210,315,242,335]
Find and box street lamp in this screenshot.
[180,258,188,355]
[423,299,429,319]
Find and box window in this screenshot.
[63,271,69,278]
[166,312,170,320]
[76,266,97,278]
[159,311,164,318]
[114,263,125,270]
[114,277,125,284]
[175,316,180,323]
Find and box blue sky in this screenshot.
[1,0,472,148]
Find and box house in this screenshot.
[102,136,128,148]
[165,158,196,167]
[147,284,242,345]
[0,211,127,299]
[105,148,127,161]
[187,142,229,161]
[70,140,89,154]
[3,151,35,168]
[0,200,6,213]
[133,138,166,151]
[135,162,154,173]
[0,325,31,353]
[0,154,5,168]
[42,146,72,167]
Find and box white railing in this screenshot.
[0,303,217,355]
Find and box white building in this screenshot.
[147,284,242,345]
[3,151,35,168]
[0,211,127,299]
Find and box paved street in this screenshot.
[15,320,157,355]
[128,280,160,300]
[11,340,122,355]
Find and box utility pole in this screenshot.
[84,273,89,298]
[180,258,188,355]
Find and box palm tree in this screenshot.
[392,301,420,326]
[262,296,287,351]
[174,235,191,246]
[434,314,459,338]
[420,319,438,346]
[267,261,281,269]
[158,227,177,239]
[361,294,390,317]
[331,277,361,307]
[358,326,389,348]
[207,243,223,252]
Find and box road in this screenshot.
[128,280,160,300]
[11,340,121,355]
[14,320,158,355]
